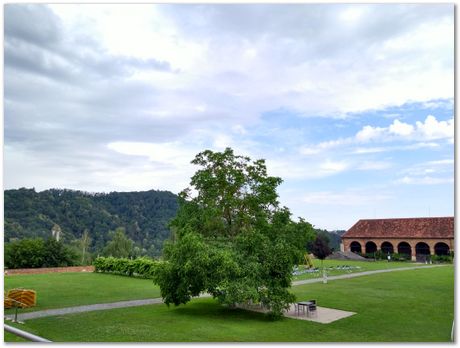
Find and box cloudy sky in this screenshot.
[4,4,454,230]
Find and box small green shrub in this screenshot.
[93,256,162,278]
[389,253,411,261]
[431,254,453,263]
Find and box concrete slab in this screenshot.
[284,304,356,324]
[238,303,356,324]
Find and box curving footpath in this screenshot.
[292,264,447,286]
[5,264,447,322]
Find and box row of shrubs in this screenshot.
[372,251,411,261]
[93,256,163,278]
[430,254,454,263]
[357,251,411,261]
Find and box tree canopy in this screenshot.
[5,237,78,269]
[310,235,332,261]
[154,148,314,318]
[102,227,135,258]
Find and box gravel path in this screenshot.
[5,294,212,321]
[5,264,447,321]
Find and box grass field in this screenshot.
[4,265,453,342]
[4,272,160,313]
[4,260,424,313]
[3,331,28,342]
[292,259,432,281]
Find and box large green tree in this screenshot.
[102,227,134,258]
[154,148,313,318]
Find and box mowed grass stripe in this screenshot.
[6,265,453,342]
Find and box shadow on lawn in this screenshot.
[170,300,279,323]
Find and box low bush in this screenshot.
[389,253,411,261]
[93,256,162,278]
[361,251,410,261]
[431,254,453,263]
[5,238,78,269]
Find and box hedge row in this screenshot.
[93,256,162,278]
[431,254,453,263]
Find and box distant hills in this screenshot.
[4,187,345,257]
[4,188,179,257]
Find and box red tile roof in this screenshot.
[342,217,454,239]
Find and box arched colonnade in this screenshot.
[346,239,452,261]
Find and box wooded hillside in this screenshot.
[4,188,179,257]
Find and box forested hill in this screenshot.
[4,188,179,257]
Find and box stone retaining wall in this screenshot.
[5,266,95,275]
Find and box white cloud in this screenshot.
[231,124,247,135]
[415,115,453,140]
[107,141,195,165]
[303,190,392,206]
[426,159,454,165]
[212,134,233,150]
[389,119,414,136]
[301,115,453,157]
[351,146,389,154]
[399,158,453,176]
[357,116,453,143]
[395,176,453,185]
[299,138,351,155]
[319,160,349,173]
[352,142,440,154]
[339,6,367,23]
[355,125,386,142]
[394,158,453,186]
[266,158,350,180]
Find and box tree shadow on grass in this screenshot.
[171,299,281,323]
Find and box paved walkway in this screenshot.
[5,294,212,321]
[5,264,447,321]
[292,264,446,286]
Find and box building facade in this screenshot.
[341,217,454,261]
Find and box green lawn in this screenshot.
[4,272,160,313]
[3,260,429,312]
[5,265,453,342]
[4,330,28,342]
[293,259,432,281]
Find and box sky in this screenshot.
[4,4,454,231]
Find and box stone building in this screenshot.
[341,217,454,261]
